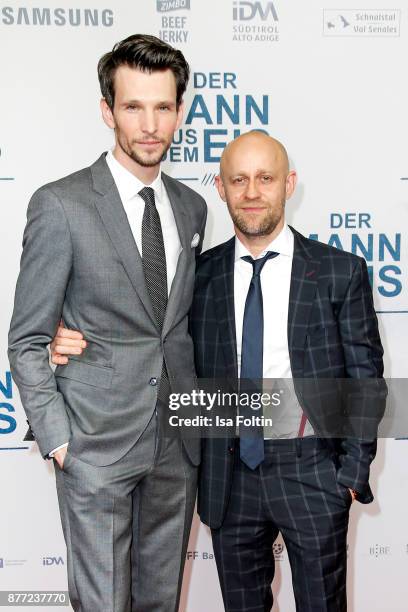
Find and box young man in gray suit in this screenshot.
[8,35,206,612]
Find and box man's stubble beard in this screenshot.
[228,200,285,237]
[118,135,172,168]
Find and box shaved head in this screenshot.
[220,131,290,179]
[215,132,297,255]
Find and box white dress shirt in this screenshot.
[106,150,182,294]
[234,222,313,438]
[49,151,182,458]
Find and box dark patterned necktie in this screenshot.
[139,186,170,423]
[239,250,279,469]
[139,187,168,329]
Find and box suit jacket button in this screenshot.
[228,446,234,454]
[149,377,158,386]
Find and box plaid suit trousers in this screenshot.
[211,437,351,612]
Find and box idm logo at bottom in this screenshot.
[43,556,64,566]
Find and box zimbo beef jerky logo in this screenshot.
[157,0,190,12]
[158,0,190,43]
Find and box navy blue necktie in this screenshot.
[240,250,279,469]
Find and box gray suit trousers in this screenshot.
[54,414,197,612]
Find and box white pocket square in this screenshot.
[191,233,200,248]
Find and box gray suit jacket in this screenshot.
[8,153,207,466]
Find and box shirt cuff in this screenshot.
[48,443,69,458]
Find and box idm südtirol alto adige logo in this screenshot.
[0,6,114,27]
[233,0,278,21]
[232,0,279,42]
[42,556,65,566]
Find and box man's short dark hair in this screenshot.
[98,34,190,110]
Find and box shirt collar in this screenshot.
[106,150,163,203]
[234,222,294,262]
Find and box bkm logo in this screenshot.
[43,556,64,566]
[233,1,278,21]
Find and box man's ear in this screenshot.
[175,100,185,131]
[285,170,297,200]
[215,175,227,202]
[100,98,115,130]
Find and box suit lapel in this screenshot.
[212,237,238,379]
[210,228,320,381]
[287,226,321,377]
[90,154,159,330]
[161,173,193,338]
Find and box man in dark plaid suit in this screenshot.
[190,132,384,611]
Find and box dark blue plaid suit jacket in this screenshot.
[190,226,384,529]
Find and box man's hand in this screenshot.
[50,322,87,365]
[53,446,68,470]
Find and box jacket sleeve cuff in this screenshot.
[47,442,69,459]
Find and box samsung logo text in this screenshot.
[1,7,114,27]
